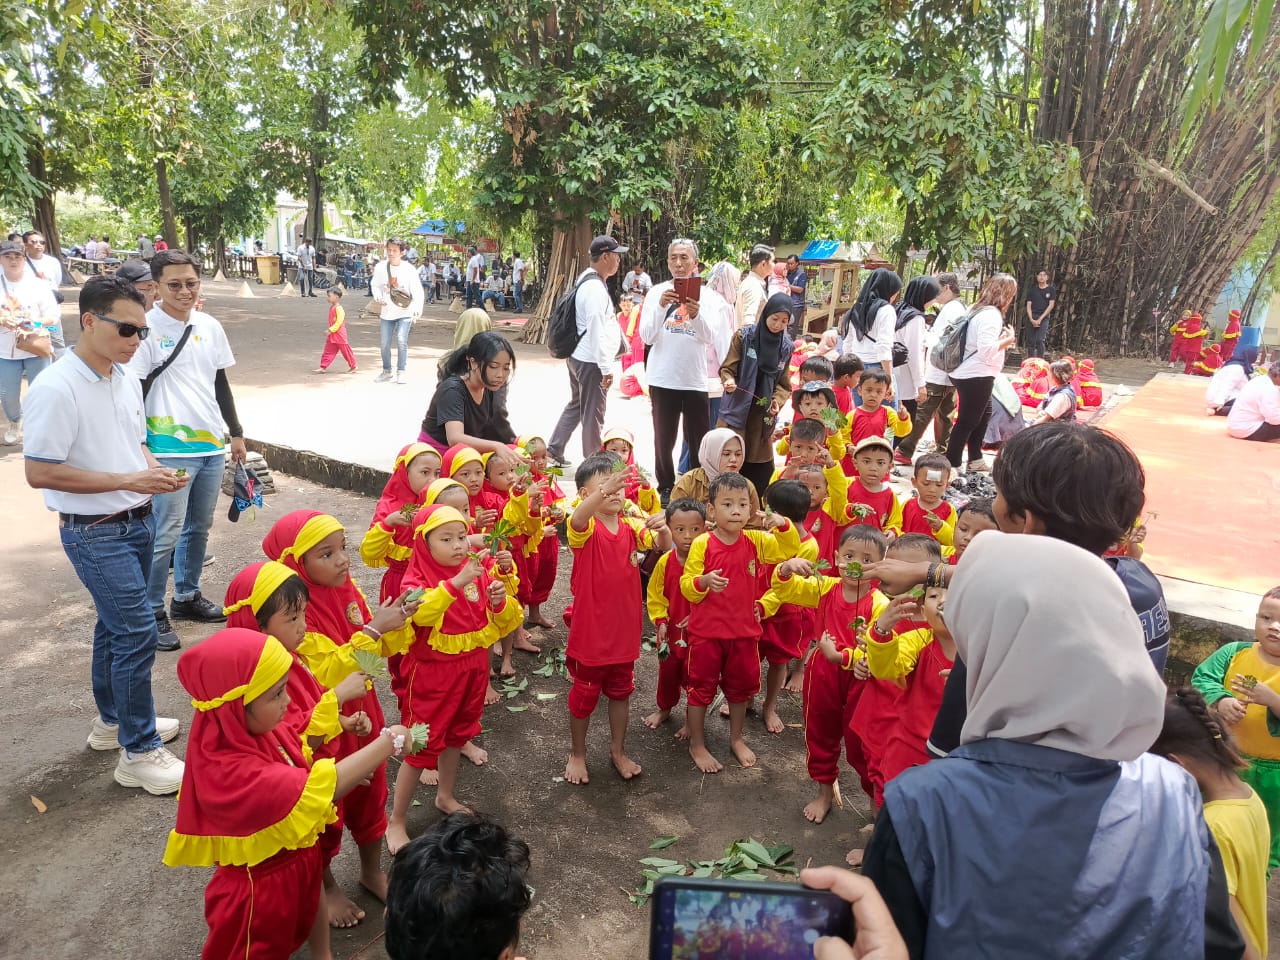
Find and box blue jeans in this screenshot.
[678,395,722,474]
[298,267,314,296]
[513,280,524,312]
[0,354,51,423]
[482,290,505,310]
[148,452,225,611]
[852,361,899,412]
[465,281,481,308]
[380,317,413,372]
[61,512,161,753]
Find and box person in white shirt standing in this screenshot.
[465,245,485,309]
[841,266,903,408]
[85,236,99,261]
[371,237,425,384]
[296,237,317,298]
[547,235,626,466]
[23,231,64,293]
[511,251,527,313]
[943,272,1018,472]
[1227,361,1280,442]
[733,244,773,330]
[896,272,963,464]
[621,261,652,308]
[24,274,187,795]
[126,250,247,650]
[1,238,60,444]
[639,237,733,497]
[419,258,437,304]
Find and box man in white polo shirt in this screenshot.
[23,275,187,795]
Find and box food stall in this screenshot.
[797,240,888,335]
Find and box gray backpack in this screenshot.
[930,308,978,373]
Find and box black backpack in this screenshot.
[547,271,602,359]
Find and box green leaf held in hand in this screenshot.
[353,648,388,678]
[407,723,430,754]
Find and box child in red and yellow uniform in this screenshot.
[1176,312,1209,373]
[849,369,912,449]
[316,287,357,373]
[163,627,408,960]
[945,498,999,565]
[1192,586,1280,870]
[782,452,861,564]
[262,510,419,925]
[564,452,671,785]
[1077,359,1103,408]
[681,472,801,774]
[603,426,663,515]
[514,435,567,631]
[1193,342,1225,377]
[643,497,707,736]
[898,454,955,546]
[1168,310,1191,364]
[384,505,524,854]
[861,554,954,793]
[361,444,442,602]
[847,437,903,536]
[778,383,851,464]
[1221,309,1242,361]
[442,443,490,530]
[769,525,889,824]
[475,447,542,670]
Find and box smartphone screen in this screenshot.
[649,878,853,959]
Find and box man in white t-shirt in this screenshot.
[85,236,99,261]
[125,249,246,650]
[510,252,527,313]
[24,274,187,794]
[1227,362,1280,442]
[547,236,627,466]
[371,237,425,384]
[23,230,64,291]
[1,238,61,444]
[296,238,317,298]
[733,244,773,329]
[639,237,733,496]
[465,246,485,309]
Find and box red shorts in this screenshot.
[203,846,321,960]
[401,649,489,770]
[567,657,636,718]
[685,635,761,707]
[757,609,812,666]
[332,687,388,845]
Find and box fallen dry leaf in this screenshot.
[30,795,47,814]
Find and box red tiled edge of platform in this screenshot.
[1095,375,1280,596]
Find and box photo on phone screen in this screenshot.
[649,877,853,960]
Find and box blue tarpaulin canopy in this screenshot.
[800,240,842,261]
[798,240,879,263]
[412,220,465,236]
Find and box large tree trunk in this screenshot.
[304,160,324,247]
[523,215,594,344]
[155,157,180,250]
[27,146,62,259]
[1030,0,1280,355]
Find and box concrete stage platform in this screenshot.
[1097,373,1279,633]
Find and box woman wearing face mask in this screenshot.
[861,533,1244,960]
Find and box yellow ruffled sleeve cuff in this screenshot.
[305,689,343,744]
[163,759,339,868]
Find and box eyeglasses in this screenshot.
[164,280,201,292]
[92,313,151,340]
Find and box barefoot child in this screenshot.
[756,479,819,734]
[565,452,671,784]
[603,426,663,515]
[385,505,524,853]
[476,449,543,670]
[769,525,889,823]
[163,627,408,960]
[1151,688,1270,959]
[1192,586,1280,871]
[515,435,566,632]
[361,444,442,602]
[263,510,419,927]
[314,286,357,373]
[898,453,955,545]
[644,497,707,737]
[847,436,902,536]
[847,534,941,813]
[681,472,801,773]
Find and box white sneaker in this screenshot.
[114,746,184,795]
[374,371,393,383]
[3,423,16,445]
[89,715,181,750]
[396,370,407,384]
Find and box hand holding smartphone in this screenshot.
[673,276,702,305]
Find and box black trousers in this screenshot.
[946,376,995,468]
[1025,322,1048,358]
[1245,421,1280,442]
[650,385,710,494]
[740,461,774,501]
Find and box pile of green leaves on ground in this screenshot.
[629,836,798,904]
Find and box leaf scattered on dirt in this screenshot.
[30,795,47,814]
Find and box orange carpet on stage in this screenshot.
[1097,375,1280,596]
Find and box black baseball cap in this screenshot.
[116,259,153,283]
[589,235,629,256]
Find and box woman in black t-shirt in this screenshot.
[419,331,523,469]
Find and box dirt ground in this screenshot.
[2,281,1270,959]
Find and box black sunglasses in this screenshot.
[92,312,150,340]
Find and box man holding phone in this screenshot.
[638,237,732,499]
[24,275,188,795]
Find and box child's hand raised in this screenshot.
[778,557,816,580]
[875,595,918,632]
[383,512,410,529]
[335,671,371,705]
[815,448,836,469]
[700,568,730,593]
[453,556,485,589]
[494,548,515,573]
[486,579,508,609]
[600,467,631,496]
[369,591,414,634]
[643,511,668,532]
[473,507,499,530]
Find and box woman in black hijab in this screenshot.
[893,275,942,427]
[718,292,796,495]
[840,267,903,407]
